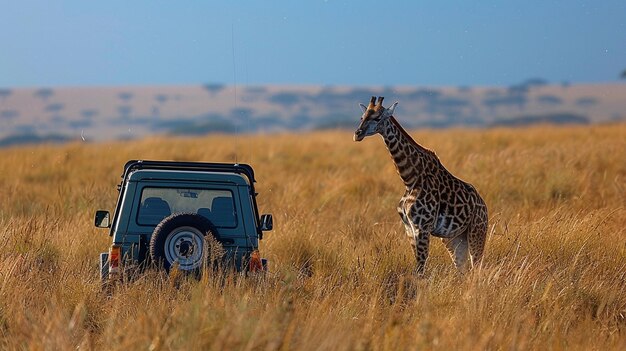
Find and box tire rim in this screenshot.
[164,226,205,270]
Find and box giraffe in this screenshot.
[353,96,488,274]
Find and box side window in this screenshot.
[250,194,259,227]
[137,187,237,228]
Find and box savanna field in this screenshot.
[0,124,625,350]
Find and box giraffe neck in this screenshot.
[380,117,439,189]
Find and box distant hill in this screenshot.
[0,81,624,147]
[0,133,72,148]
[489,113,590,127]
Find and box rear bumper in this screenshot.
[99,250,267,280]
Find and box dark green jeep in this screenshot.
[95,160,273,281]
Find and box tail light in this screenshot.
[109,245,121,276]
[249,250,263,272]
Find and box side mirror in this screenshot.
[260,214,273,231]
[95,210,111,228]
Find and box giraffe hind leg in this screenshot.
[468,229,485,268]
[442,234,469,273]
[468,205,488,268]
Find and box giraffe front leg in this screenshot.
[398,197,416,248]
[412,229,430,276]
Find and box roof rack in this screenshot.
[121,160,256,184]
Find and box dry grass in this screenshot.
[0,124,625,350]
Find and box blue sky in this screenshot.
[0,1,624,88]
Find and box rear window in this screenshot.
[137,187,237,228]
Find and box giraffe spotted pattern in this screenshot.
[354,96,488,274]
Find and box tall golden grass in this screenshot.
[0,124,624,350]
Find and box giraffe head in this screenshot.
[353,96,398,142]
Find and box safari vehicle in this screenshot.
[94,160,273,281]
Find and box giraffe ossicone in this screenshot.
[354,96,488,274]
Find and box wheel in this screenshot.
[149,213,219,272]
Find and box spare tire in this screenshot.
[149,212,219,272]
